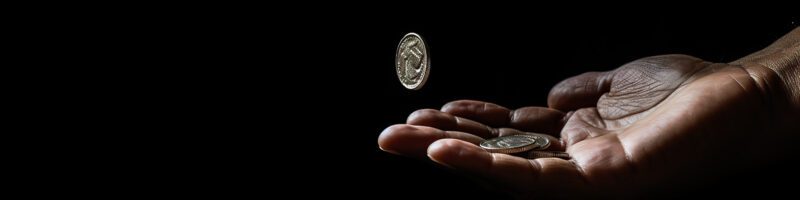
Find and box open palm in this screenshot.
[379,54,778,198]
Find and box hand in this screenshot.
[378,28,799,198]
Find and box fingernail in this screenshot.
[378,146,401,155]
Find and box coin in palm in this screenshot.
[480,134,543,154]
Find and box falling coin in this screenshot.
[395,32,430,90]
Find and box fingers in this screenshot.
[548,71,613,111]
[509,107,567,136]
[406,109,495,138]
[378,124,484,158]
[427,139,587,195]
[441,100,511,127]
[440,100,567,135]
[427,139,538,191]
[405,108,566,151]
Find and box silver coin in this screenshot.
[480,134,543,154]
[523,133,551,150]
[528,151,571,159]
[395,32,430,90]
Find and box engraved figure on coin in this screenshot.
[497,136,534,147]
[395,33,429,90]
[398,37,424,84]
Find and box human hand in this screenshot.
[378,28,799,198]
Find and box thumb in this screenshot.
[547,71,612,111]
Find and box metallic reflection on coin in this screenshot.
[480,134,542,154]
[395,32,430,90]
[528,151,571,159]
[524,133,551,150]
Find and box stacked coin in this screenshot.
[479,133,570,159]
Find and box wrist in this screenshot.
[731,28,799,147]
[754,42,800,111]
[734,28,800,113]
